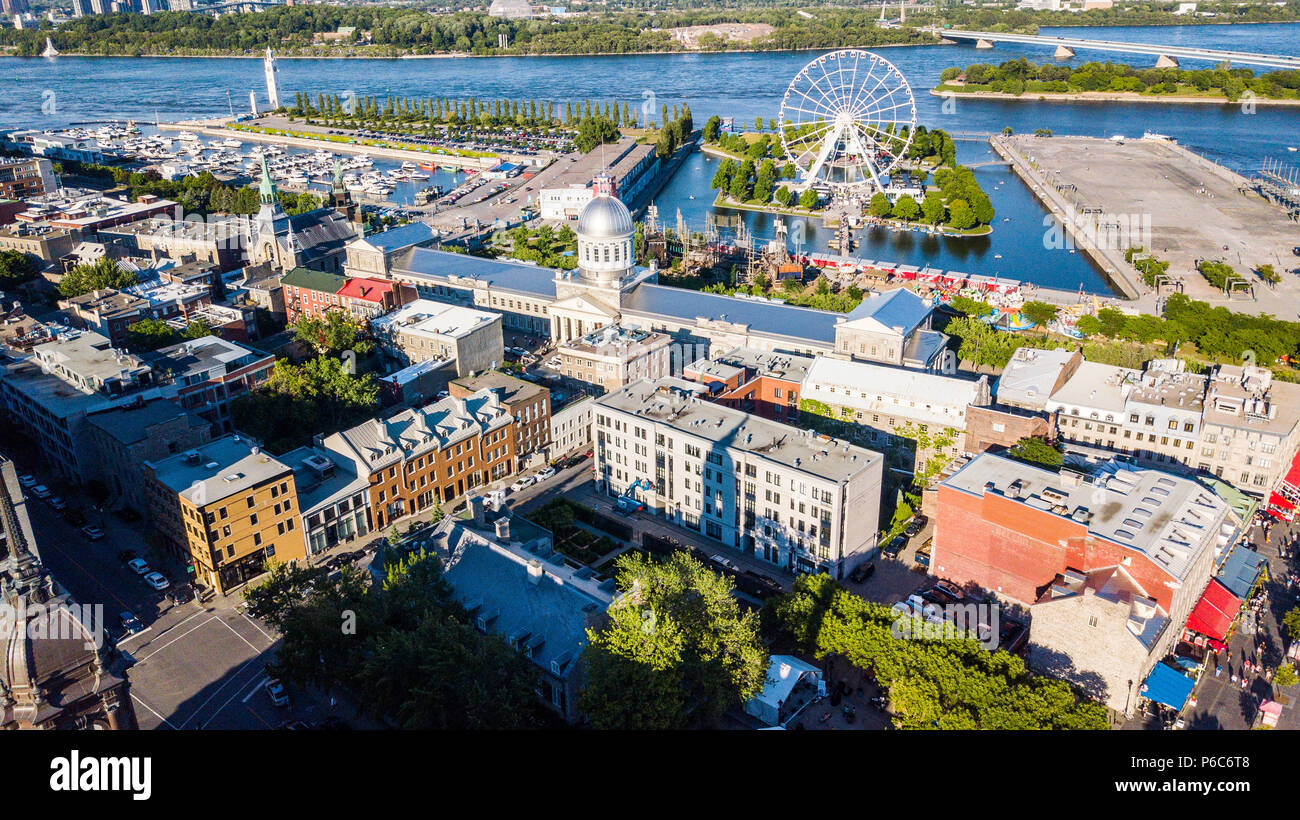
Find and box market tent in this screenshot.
[1141,663,1195,711]
[1184,579,1241,642]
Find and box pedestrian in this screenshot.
[1216,664,1222,677]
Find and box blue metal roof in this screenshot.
[1216,546,1266,599]
[1141,662,1195,711]
[396,247,558,299]
[364,221,435,251]
[622,284,840,344]
[845,287,931,335]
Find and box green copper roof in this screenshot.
[258,155,276,203]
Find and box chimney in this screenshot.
[527,559,544,584]
[494,516,511,541]
[470,495,485,525]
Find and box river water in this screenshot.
[2,22,1298,294]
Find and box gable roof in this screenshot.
[356,221,435,253]
[842,287,931,336]
[394,247,559,299]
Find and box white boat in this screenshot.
[177,131,199,142]
[221,138,242,148]
[42,38,58,58]
[1289,147,1298,153]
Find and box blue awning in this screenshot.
[1141,663,1195,711]
[1216,546,1267,599]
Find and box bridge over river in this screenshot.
[933,28,1300,71]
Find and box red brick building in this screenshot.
[337,276,415,322]
[280,267,347,325]
[683,347,810,424]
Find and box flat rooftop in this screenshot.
[1047,360,1140,413]
[944,452,1228,582]
[148,435,291,505]
[597,378,882,484]
[371,299,498,341]
[560,324,667,356]
[690,346,815,384]
[995,347,1077,409]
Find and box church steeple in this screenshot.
[330,157,360,232]
[258,155,278,205]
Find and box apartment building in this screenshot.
[57,289,151,347]
[549,394,594,459]
[799,356,991,469]
[147,335,275,435]
[594,379,884,577]
[280,266,347,325]
[0,156,55,200]
[934,453,1228,717]
[83,396,213,515]
[0,223,76,267]
[556,324,673,393]
[450,371,550,465]
[279,445,370,556]
[0,330,158,480]
[336,276,415,322]
[370,299,503,378]
[1198,364,1300,492]
[321,388,516,531]
[145,435,305,595]
[683,347,810,424]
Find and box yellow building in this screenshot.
[145,435,306,595]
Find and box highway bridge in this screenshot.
[932,28,1300,71]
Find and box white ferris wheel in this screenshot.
[779,49,917,194]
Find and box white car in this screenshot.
[710,554,738,571]
[535,467,557,482]
[510,475,535,492]
[144,572,170,591]
[81,525,105,541]
[30,484,50,499]
[127,558,151,575]
[546,356,562,368]
[17,474,36,488]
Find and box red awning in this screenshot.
[1184,579,1241,642]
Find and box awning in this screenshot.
[1216,547,1267,599]
[1184,579,1241,642]
[1141,663,1195,711]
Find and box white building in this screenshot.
[549,394,594,459]
[594,378,884,577]
[369,298,503,377]
[557,324,674,393]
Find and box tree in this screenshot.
[0,250,38,287]
[230,356,379,453]
[581,552,768,729]
[702,114,721,143]
[574,115,619,153]
[58,256,139,298]
[774,186,794,207]
[869,192,893,218]
[921,193,946,225]
[293,310,364,357]
[798,189,819,210]
[1276,663,1299,687]
[1283,606,1300,642]
[1020,301,1059,327]
[1009,436,1064,468]
[947,199,976,230]
[761,574,1108,730]
[125,318,178,352]
[892,194,921,222]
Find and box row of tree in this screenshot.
[941,59,1300,101]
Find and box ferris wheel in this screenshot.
[779,49,917,193]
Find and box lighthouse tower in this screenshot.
[263,47,281,110]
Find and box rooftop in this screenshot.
[1047,360,1140,414]
[451,370,547,405]
[278,445,367,516]
[995,347,1079,409]
[687,347,815,385]
[842,287,931,336]
[560,323,668,356]
[337,277,398,304]
[280,266,346,295]
[597,378,882,483]
[943,452,1229,582]
[352,221,435,253]
[1202,364,1300,436]
[370,299,498,341]
[84,396,208,446]
[146,335,270,381]
[147,434,291,505]
[802,356,988,423]
[623,283,841,345]
[394,246,559,300]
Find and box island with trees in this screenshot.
[935,58,1300,105]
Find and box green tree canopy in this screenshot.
[58,256,139,298]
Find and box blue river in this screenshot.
[2,21,1298,294]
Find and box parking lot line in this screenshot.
[199,662,272,730]
[114,625,152,647]
[215,614,267,654]
[239,612,276,643]
[131,693,178,730]
[243,676,271,703]
[137,616,220,664]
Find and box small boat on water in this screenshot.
[1289,147,1298,152]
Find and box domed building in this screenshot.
[549,175,651,344]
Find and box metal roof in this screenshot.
[622,284,840,345]
[394,247,559,299]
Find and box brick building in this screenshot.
[450,371,550,466]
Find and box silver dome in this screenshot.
[576,194,634,239]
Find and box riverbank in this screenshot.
[0,38,943,61]
[930,88,1300,107]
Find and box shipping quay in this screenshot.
[992,133,1300,317]
[158,117,502,171]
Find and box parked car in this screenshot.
[48,496,67,511]
[17,474,36,488]
[849,562,876,583]
[81,525,105,541]
[482,489,507,508]
[143,571,170,591]
[265,678,290,708]
[913,550,931,569]
[934,580,964,601]
[510,475,535,492]
[709,554,738,571]
[904,515,929,538]
[118,611,144,634]
[126,557,150,575]
[30,484,50,499]
[882,535,907,559]
[534,466,557,482]
[546,356,562,368]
